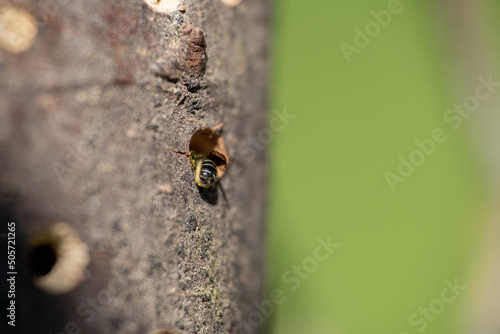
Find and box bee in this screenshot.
[190,151,218,188]
[176,123,228,190]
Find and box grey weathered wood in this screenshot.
[0,0,269,333]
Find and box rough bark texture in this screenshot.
[0,0,269,333]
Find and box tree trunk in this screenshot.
[0,0,270,333]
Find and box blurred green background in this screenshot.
[267,1,495,334]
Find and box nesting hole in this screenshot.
[27,223,89,294]
[143,0,182,14]
[29,242,58,276]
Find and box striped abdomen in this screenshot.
[197,159,217,188]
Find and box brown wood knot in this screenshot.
[178,22,207,77]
